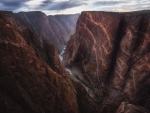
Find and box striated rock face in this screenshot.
[63,11,150,112]
[15,11,79,52]
[0,11,96,113]
[116,102,150,113]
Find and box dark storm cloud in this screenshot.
[2,1,21,7]
[0,0,30,10]
[93,1,125,6]
[42,1,86,10]
[40,0,52,7]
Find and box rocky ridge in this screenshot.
[15,11,79,52]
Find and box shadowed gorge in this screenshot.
[0,11,96,113]
[15,11,79,53]
[63,11,150,112]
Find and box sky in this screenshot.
[0,0,150,15]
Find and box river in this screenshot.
[59,46,102,103]
[59,46,74,76]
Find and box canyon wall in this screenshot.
[1,10,150,113]
[0,11,96,113]
[15,12,79,52]
[63,11,150,112]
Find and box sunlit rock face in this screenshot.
[0,11,97,113]
[63,11,150,112]
[15,11,79,53]
[116,102,150,113]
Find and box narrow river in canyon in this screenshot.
[59,46,102,104]
[59,46,74,77]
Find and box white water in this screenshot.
[59,46,74,76]
[59,46,66,61]
[66,68,74,76]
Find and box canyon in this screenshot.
[0,11,96,113]
[0,10,150,113]
[15,11,79,53]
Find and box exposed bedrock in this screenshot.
[63,11,150,112]
[0,11,96,113]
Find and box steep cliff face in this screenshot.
[63,11,150,112]
[0,11,97,113]
[15,12,79,52]
[116,102,150,113]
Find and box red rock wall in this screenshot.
[0,11,96,113]
[64,11,150,112]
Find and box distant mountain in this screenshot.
[15,11,79,53]
[64,11,150,112]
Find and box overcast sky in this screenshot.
[0,0,150,15]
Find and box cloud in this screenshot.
[40,0,52,7]
[113,0,150,11]
[39,0,86,10]
[0,0,30,10]
[93,1,125,6]
[1,0,150,15]
[2,1,21,7]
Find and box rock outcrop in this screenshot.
[63,11,150,112]
[15,11,79,52]
[116,102,150,113]
[0,11,96,113]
